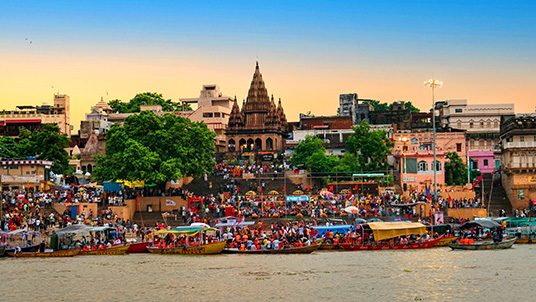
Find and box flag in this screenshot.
[472,175,483,190]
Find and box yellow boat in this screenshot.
[434,235,458,247]
[147,241,226,255]
[8,249,80,258]
[79,244,129,256]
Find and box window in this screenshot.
[403,145,408,152]
[520,136,525,142]
[494,121,499,128]
[484,159,489,166]
[214,112,221,117]
[469,122,474,128]
[455,108,463,113]
[457,121,462,128]
[433,160,442,171]
[202,112,213,118]
[406,158,417,173]
[418,161,428,172]
[456,143,462,152]
[480,121,484,128]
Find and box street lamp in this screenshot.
[424,79,443,202]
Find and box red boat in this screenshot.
[340,237,441,251]
[127,242,149,253]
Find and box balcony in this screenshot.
[503,141,536,149]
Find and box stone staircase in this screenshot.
[484,173,512,216]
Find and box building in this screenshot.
[436,99,514,174]
[288,115,354,155]
[0,94,72,136]
[338,93,358,122]
[179,85,234,152]
[0,159,53,191]
[499,114,536,209]
[393,129,467,192]
[226,62,287,153]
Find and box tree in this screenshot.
[290,135,326,167]
[393,100,420,112]
[362,99,390,112]
[305,150,338,174]
[108,92,183,113]
[93,111,215,185]
[345,121,393,172]
[0,136,22,158]
[444,152,468,186]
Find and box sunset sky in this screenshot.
[1,1,535,130]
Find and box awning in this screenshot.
[367,222,427,241]
[460,220,500,229]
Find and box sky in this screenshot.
[1,0,535,130]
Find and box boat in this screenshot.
[147,241,226,255]
[79,244,130,255]
[339,221,440,251]
[223,244,319,254]
[0,246,5,257]
[127,242,149,253]
[340,237,441,251]
[434,234,458,247]
[7,249,80,258]
[449,238,516,250]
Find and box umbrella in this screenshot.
[17,194,25,199]
[344,206,360,214]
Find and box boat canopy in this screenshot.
[311,225,355,237]
[214,221,255,228]
[367,222,427,241]
[156,226,217,236]
[460,220,501,229]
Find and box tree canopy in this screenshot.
[93,111,215,184]
[108,92,190,113]
[444,152,468,186]
[345,121,393,172]
[0,124,70,174]
[362,99,420,113]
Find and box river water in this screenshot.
[1,245,535,302]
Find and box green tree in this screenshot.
[93,111,215,185]
[0,136,21,158]
[394,101,420,113]
[362,99,390,112]
[291,136,326,167]
[108,92,183,113]
[444,152,468,186]
[345,121,393,172]
[305,150,338,174]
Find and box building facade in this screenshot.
[179,85,234,152]
[393,130,467,192]
[0,94,72,136]
[500,114,536,209]
[436,99,514,174]
[338,93,358,123]
[226,62,287,153]
[0,159,53,191]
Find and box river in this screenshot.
[1,246,535,302]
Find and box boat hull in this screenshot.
[80,245,129,255]
[128,242,149,253]
[223,244,319,254]
[7,249,80,258]
[147,242,226,255]
[434,235,458,247]
[339,238,441,251]
[449,238,516,250]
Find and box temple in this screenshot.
[226,62,287,153]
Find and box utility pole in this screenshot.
[425,79,443,203]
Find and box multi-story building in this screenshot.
[393,129,467,192]
[436,99,514,174]
[180,85,234,152]
[0,94,72,136]
[226,62,287,154]
[0,159,53,191]
[499,114,536,209]
[338,93,358,122]
[288,115,354,155]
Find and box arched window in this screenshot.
[433,160,442,171]
[246,138,254,151]
[228,139,236,152]
[87,164,93,173]
[239,138,247,151]
[418,161,428,172]
[266,137,273,150]
[255,138,262,150]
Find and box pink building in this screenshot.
[393,131,467,192]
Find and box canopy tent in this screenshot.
[367,222,427,241]
[286,195,310,202]
[460,220,501,229]
[156,226,217,236]
[311,225,355,237]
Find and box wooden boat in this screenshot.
[434,235,458,247]
[340,237,441,251]
[147,241,226,255]
[515,236,536,244]
[449,238,516,250]
[318,243,342,251]
[79,244,129,255]
[128,242,149,253]
[4,244,40,254]
[223,244,319,254]
[7,249,80,258]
